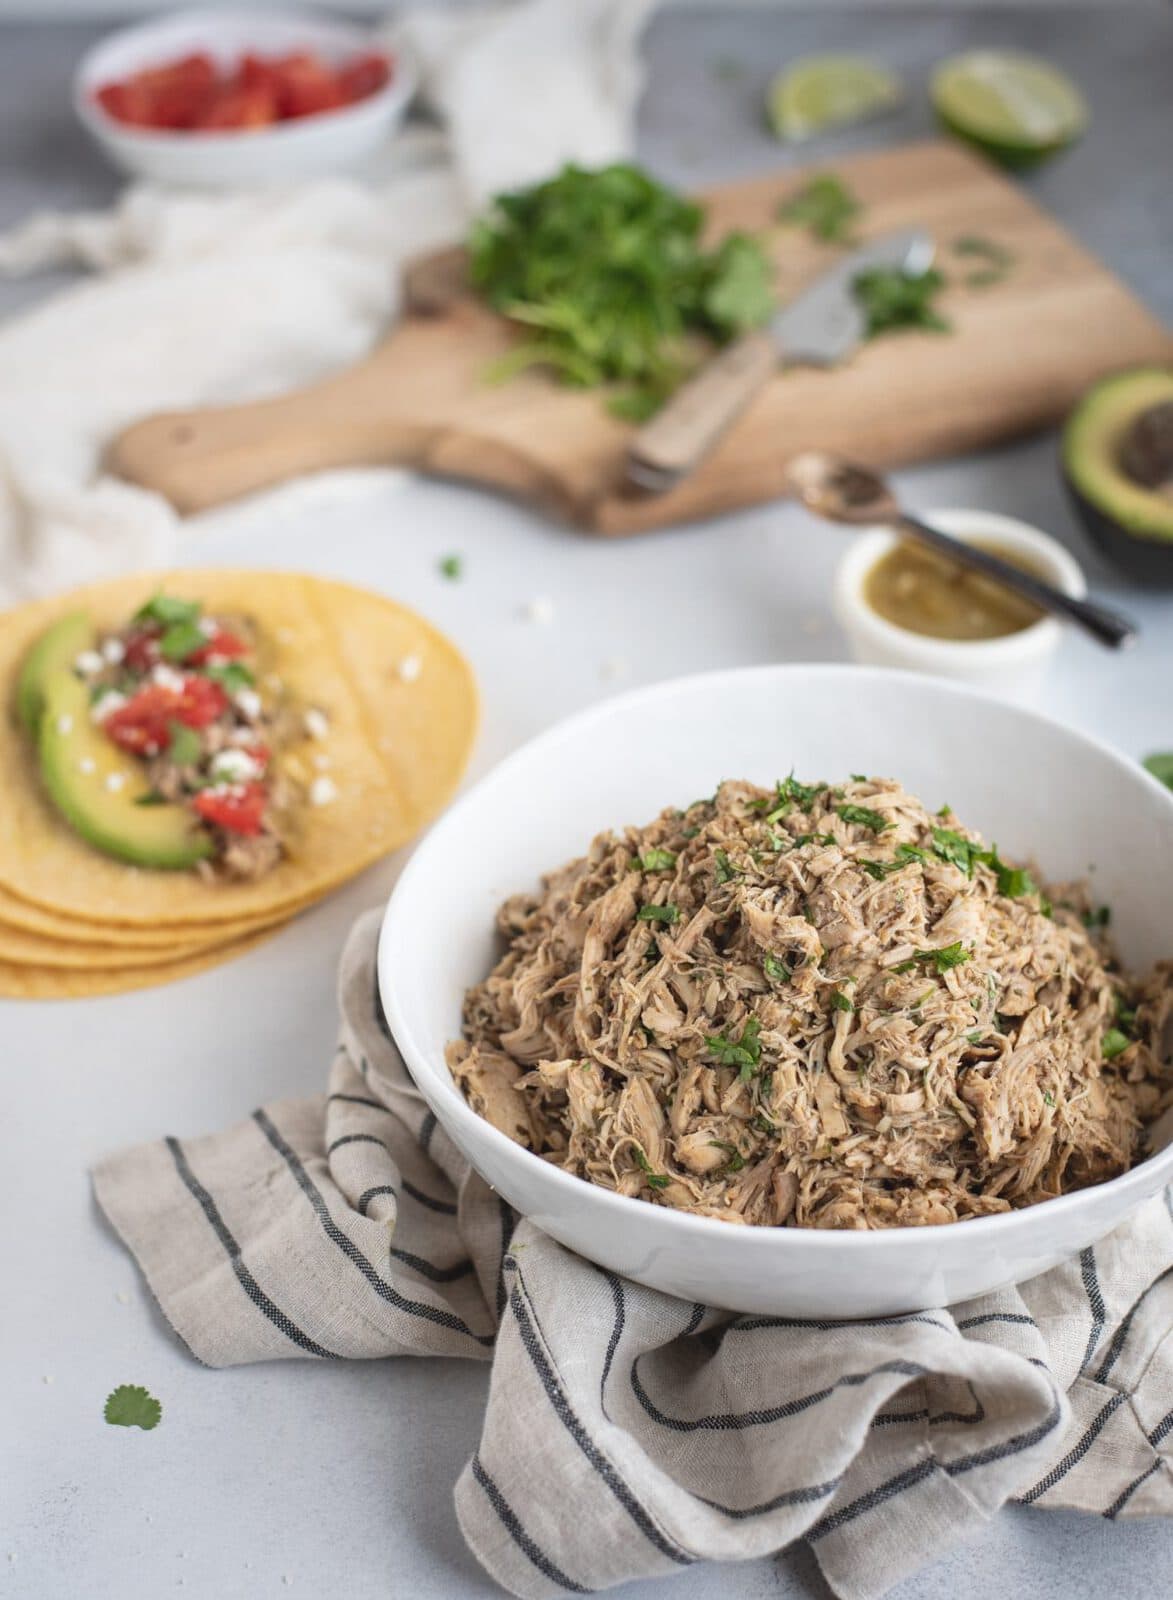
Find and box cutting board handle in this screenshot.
[106,358,432,516]
[626,329,777,492]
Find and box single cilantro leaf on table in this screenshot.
[777,174,862,244]
[854,265,950,337]
[104,1384,162,1431]
[1143,752,1173,791]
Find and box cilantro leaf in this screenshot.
[1143,752,1173,791]
[634,848,676,873]
[104,1384,162,1431]
[763,953,791,984]
[931,826,984,876]
[165,721,202,767]
[984,846,1037,900]
[777,174,862,244]
[158,621,207,662]
[836,803,890,835]
[713,849,739,884]
[830,990,854,1013]
[708,1139,746,1173]
[637,903,679,925]
[203,660,254,694]
[854,266,950,338]
[705,1016,762,1080]
[633,1147,670,1189]
[893,941,973,976]
[134,594,199,627]
[439,554,463,581]
[1102,1028,1131,1061]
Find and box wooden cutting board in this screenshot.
[109,140,1172,536]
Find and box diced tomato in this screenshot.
[194,84,279,130]
[238,52,283,97]
[103,677,228,757]
[187,628,249,666]
[96,53,216,129]
[193,781,267,836]
[273,52,346,119]
[338,52,390,102]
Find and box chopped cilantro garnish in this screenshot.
[930,826,983,876]
[1083,905,1111,930]
[794,832,835,848]
[763,953,791,984]
[1102,1029,1131,1061]
[953,234,1014,288]
[1115,995,1138,1030]
[104,1384,162,1431]
[850,772,868,782]
[965,1029,984,1045]
[682,826,700,840]
[134,594,199,627]
[893,941,973,976]
[777,174,862,244]
[203,660,254,693]
[705,1016,762,1080]
[859,858,908,881]
[133,791,166,807]
[983,844,1038,900]
[637,903,679,925]
[439,553,463,580]
[158,620,207,662]
[635,848,676,873]
[751,1113,777,1134]
[166,721,201,766]
[709,1139,746,1173]
[763,773,825,822]
[854,266,950,337]
[836,803,890,835]
[896,844,930,865]
[714,849,738,884]
[1143,752,1173,791]
[830,990,854,1013]
[633,1148,670,1189]
[1043,1090,1055,1106]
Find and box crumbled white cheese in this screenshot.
[197,616,218,637]
[312,753,331,771]
[101,636,125,664]
[397,654,422,683]
[235,688,262,719]
[105,772,126,793]
[151,663,187,694]
[303,707,329,740]
[210,748,261,784]
[73,650,103,677]
[523,595,556,625]
[90,690,127,724]
[55,714,73,735]
[309,775,338,807]
[78,756,96,775]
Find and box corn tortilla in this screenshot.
[0,924,279,999]
[0,879,313,947]
[0,914,290,969]
[0,571,477,927]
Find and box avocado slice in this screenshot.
[16,611,94,735]
[37,672,213,870]
[1062,368,1173,584]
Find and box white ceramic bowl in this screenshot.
[74,9,416,187]
[833,510,1086,702]
[379,666,1173,1317]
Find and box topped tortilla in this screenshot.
[1,570,477,926]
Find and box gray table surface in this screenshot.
[2,7,1172,1600]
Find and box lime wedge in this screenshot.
[768,56,904,142]
[931,51,1087,169]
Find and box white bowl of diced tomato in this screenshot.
[73,8,417,187]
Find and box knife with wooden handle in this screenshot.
[626,229,935,494]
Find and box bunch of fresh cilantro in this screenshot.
[468,163,774,421]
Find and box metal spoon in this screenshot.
[785,452,1137,651]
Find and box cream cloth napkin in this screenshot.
[94,911,1173,1600]
[0,0,656,603]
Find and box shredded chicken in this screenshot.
[447,777,1173,1230]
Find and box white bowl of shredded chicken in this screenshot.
[379,666,1173,1317]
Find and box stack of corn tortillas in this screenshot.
[0,571,477,997]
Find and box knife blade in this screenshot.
[626,228,936,494]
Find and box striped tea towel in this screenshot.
[93,910,1173,1600]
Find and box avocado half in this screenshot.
[1062,368,1173,585]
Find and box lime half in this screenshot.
[931,50,1087,169]
[768,56,904,142]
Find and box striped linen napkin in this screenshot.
[93,910,1173,1599]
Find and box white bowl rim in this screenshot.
[73,7,415,148]
[834,508,1086,666]
[379,661,1173,1256]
